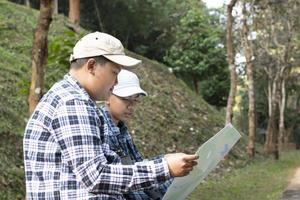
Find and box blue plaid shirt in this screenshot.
[100,106,173,200]
[23,74,171,200]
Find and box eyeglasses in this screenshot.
[117,96,140,106]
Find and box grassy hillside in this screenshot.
[0,1,247,199]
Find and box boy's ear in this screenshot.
[85,58,97,74]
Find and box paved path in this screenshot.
[280,167,300,200]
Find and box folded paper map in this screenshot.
[162,123,242,200]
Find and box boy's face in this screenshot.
[107,94,140,123]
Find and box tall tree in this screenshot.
[53,0,58,14]
[265,62,280,158]
[258,5,281,158]
[25,0,30,7]
[69,0,80,25]
[28,0,54,115]
[225,0,238,124]
[285,73,300,146]
[253,0,300,157]
[276,1,299,149]
[241,2,256,157]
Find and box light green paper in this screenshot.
[162,123,242,200]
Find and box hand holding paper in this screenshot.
[165,153,199,177]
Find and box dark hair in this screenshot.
[70,56,110,69]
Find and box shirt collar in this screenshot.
[101,105,122,136]
[64,73,91,101]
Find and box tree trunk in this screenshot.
[278,78,286,149]
[93,0,105,32]
[242,3,256,158]
[69,0,80,25]
[284,88,299,145]
[28,0,54,116]
[278,20,293,149]
[25,0,30,7]
[192,74,199,94]
[53,0,58,14]
[265,78,272,153]
[264,74,279,159]
[225,0,238,125]
[265,104,279,159]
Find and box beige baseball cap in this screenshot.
[112,69,147,97]
[69,32,141,67]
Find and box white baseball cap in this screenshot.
[69,32,141,67]
[112,70,148,97]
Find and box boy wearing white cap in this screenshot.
[23,32,198,200]
[101,70,171,199]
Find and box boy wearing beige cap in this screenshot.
[23,32,197,200]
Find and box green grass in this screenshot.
[0,133,24,200]
[188,150,300,200]
[0,0,73,136]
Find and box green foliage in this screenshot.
[0,0,81,135]
[164,6,229,107]
[30,0,195,62]
[46,30,85,89]
[81,0,189,62]
[199,75,230,107]
[0,0,37,135]
[0,133,25,200]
